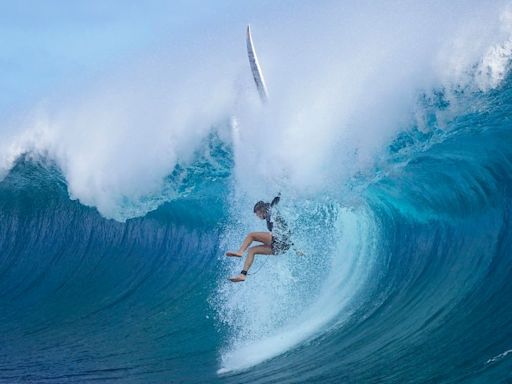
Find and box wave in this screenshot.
[0,156,228,383]
[2,81,512,383]
[2,2,512,383]
[4,78,511,384]
[213,79,512,382]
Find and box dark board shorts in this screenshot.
[271,236,291,255]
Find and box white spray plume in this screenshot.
[0,1,511,220]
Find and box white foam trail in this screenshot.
[486,348,512,364]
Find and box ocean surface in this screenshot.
[2,2,512,383]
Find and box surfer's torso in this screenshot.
[266,209,291,254]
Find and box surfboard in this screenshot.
[246,25,269,103]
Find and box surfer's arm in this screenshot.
[270,194,281,207]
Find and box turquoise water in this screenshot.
[2,75,512,382]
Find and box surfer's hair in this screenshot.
[253,201,270,214]
[254,195,280,214]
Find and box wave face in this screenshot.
[0,157,227,383]
[3,2,512,383]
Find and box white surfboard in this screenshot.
[246,25,269,103]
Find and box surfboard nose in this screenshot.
[246,24,269,103]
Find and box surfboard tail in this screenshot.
[246,24,269,103]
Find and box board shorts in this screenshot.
[271,236,291,255]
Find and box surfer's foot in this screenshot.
[226,251,243,257]
[229,274,247,283]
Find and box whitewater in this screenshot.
[2,1,512,383]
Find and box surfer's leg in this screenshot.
[229,245,272,282]
[241,232,272,249]
[243,245,272,272]
[226,232,271,257]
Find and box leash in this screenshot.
[247,256,271,275]
[248,247,304,275]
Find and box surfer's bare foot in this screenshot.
[229,274,246,283]
[226,251,243,257]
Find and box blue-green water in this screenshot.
[1,74,512,383]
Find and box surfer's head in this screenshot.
[253,201,270,219]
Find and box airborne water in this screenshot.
[2,1,512,383]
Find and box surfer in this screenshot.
[225,29,294,283]
[226,195,291,282]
